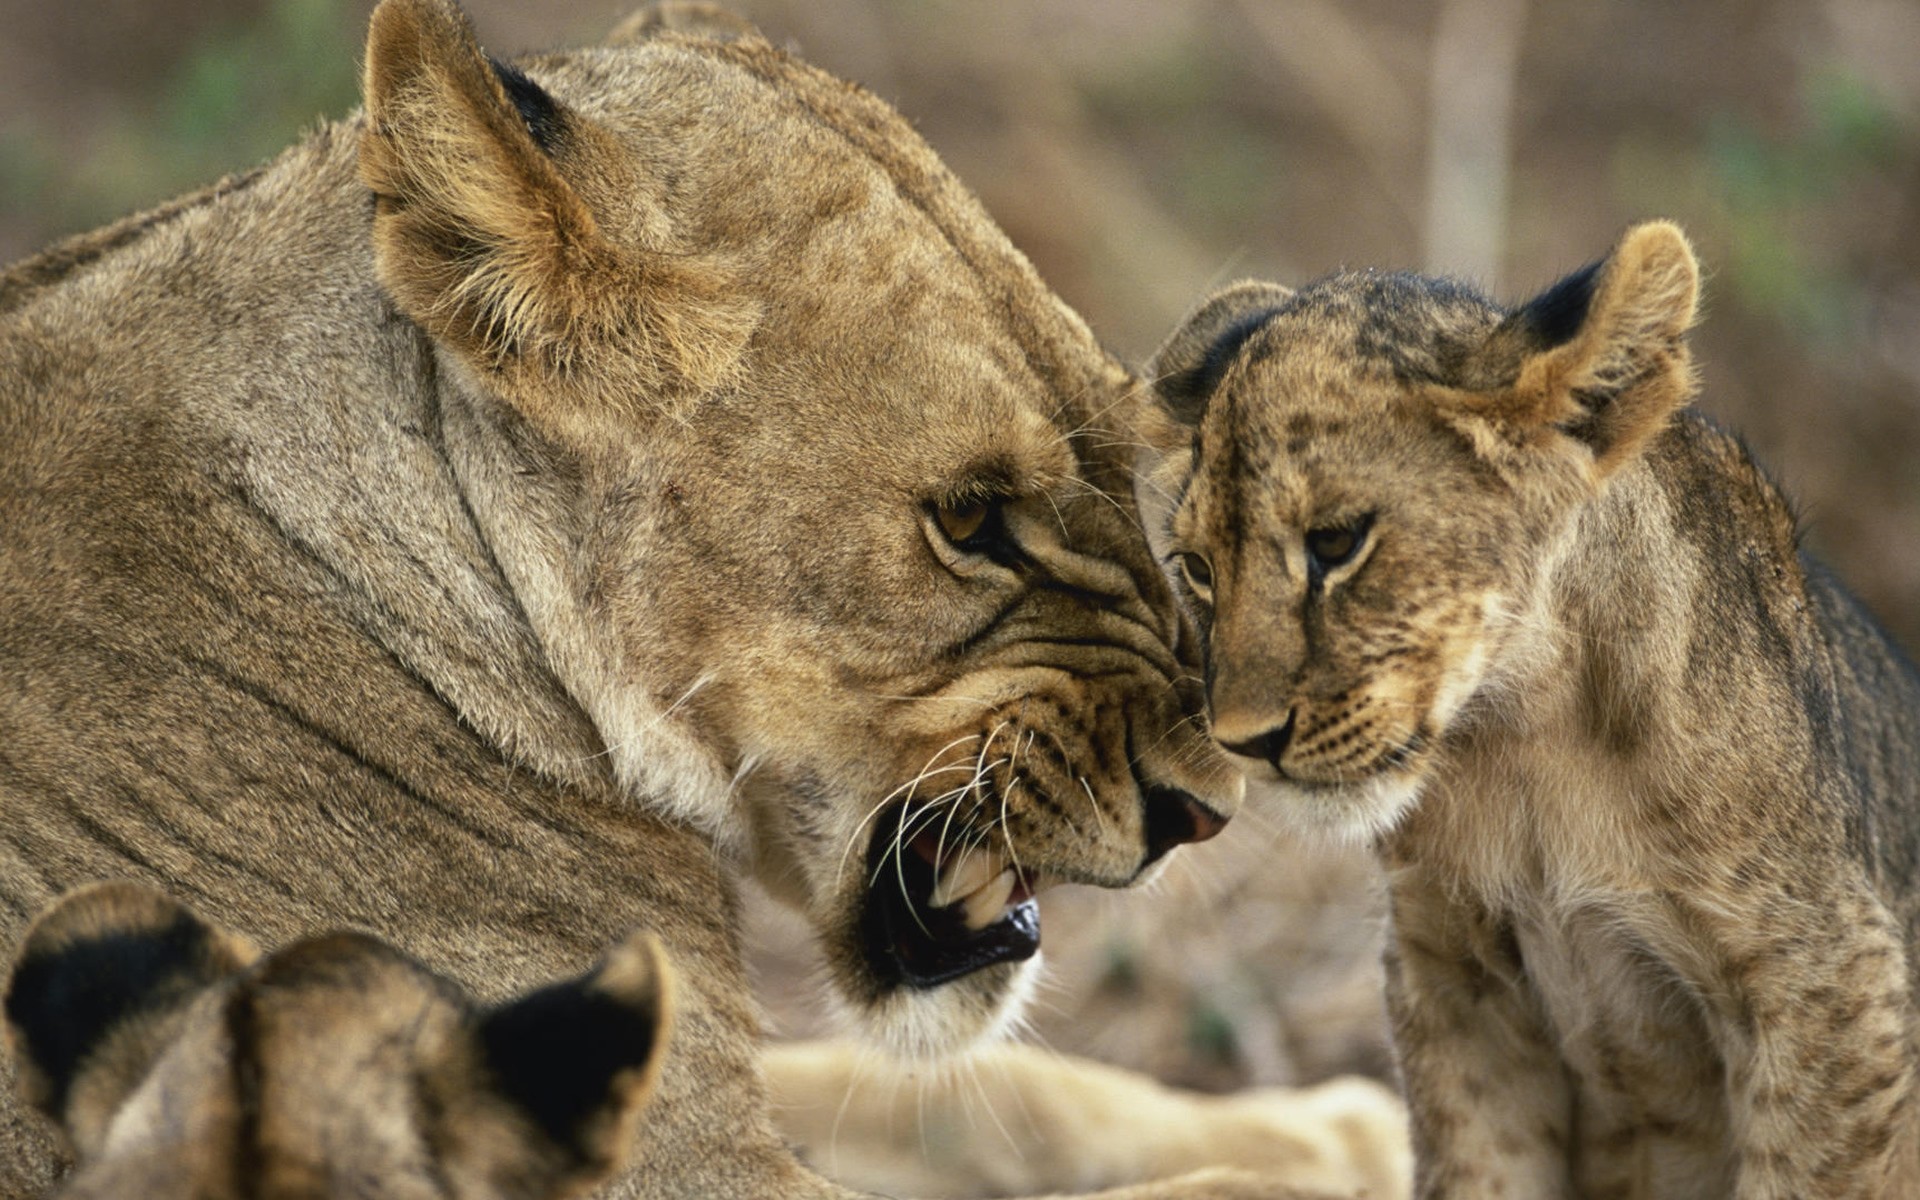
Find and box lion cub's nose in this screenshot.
[1141,786,1229,868]
[1216,710,1297,771]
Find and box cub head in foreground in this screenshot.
[3,883,670,1200]
[1136,221,1700,841]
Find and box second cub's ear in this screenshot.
[3,883,256,1156]
[1486,221,1701,477]
[473,929,673,1189]
[1147,280,1295,427]
[359,0,755,425]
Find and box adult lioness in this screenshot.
[6,883,671,1200]
[1138,222,1920,1196]
[0,1,1250,1196]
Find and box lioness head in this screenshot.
[356,0,1235,1056]
[1138,222,1699,841]
[3,883,670,1200]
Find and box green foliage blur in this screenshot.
[0,0,359,241]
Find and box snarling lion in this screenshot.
[0,1,1256,1196]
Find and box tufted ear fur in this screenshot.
[358,0,756,424]
[471,928,673,1187]
[1469,221,1701,477]
[2,883,256,1157]
[607,2,764,45]
[1147,280,1295,427]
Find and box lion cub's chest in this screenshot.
[1415,749,1740,1192]
[1509,896,1735,1191]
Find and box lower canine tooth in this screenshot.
[930,847,1001,909]
[960,868,1017,931]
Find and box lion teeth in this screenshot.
[929,847,1002,910]
[959,869,1017,931]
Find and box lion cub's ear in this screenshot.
[359,0,755,425]
[3,883,256,1157]
[1147,280,1296,429]
[1475,221,1701,478]
[607,2,764,45]
[466,928,674,1190]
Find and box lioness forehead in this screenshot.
[538,36,1126,421]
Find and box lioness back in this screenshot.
[3,883,670,1200]
[1139,222,1920,1197]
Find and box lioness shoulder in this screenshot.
[1140,221,1920,1197]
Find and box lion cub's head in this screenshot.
[350,0,1237,1058]
[1138,222,1700,841]
[3,883,670,1200]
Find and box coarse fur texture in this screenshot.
[0,2,1259,1196]
[4,883,671,1200]
[1137,221,1920,1197]
[763,1039,1411,1200]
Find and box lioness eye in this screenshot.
[1305,517,1371,574]
[936,500,990,546]
[1178,552,1214,598]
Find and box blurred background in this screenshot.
[6,0,1917,1103]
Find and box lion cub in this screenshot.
[4,883,671,1200]
[1137,221,1920,1197]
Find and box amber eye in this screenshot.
[935,500,990,546]
[1178,552,1215,599]
[1304,517,1371,576]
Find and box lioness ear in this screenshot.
[1147,280,1295,427]
[1482,221,1700,477]
[3,883,256,1154]
[474,929,673,1186]
[607,2,764,45]
[359,0,754,422]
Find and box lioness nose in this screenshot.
[1141,786,1229,868]
[1217,710,1296,771]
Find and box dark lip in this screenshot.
[859,801,1040,991]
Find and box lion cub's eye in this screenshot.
[1177,552,1215,601]
[1305,516,1372,576]
[936,500,990,546]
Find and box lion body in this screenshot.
[0,3,1247,1197]
[1140,224,1920,1197]
[764,1040,1410,1200]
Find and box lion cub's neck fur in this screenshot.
[1399,418,1809,900]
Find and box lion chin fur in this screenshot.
[1143,221,1920,1197]
[0,1,1245,1197]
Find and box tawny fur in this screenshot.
[764,1039,1411,1200]
[0,2,1273,1197]
[4,883,670,1200]
[1138,221,1920,1198]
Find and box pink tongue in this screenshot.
[908,828,944,866]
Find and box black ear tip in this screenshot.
[478,941,669,1152]
[1516,258,1602,349]
[489,58,566,151]
[4,889,229,1117]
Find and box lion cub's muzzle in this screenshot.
[859,778,1223,991]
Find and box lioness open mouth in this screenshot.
[860,802,1040,990]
